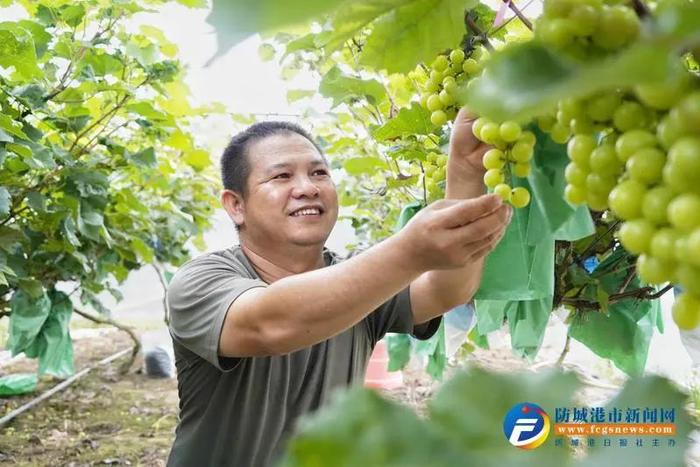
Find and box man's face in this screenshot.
[236,132,339,248]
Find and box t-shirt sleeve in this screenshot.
[167,254,267,372]
[363,285,442,345]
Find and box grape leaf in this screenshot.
[206,0,350,62]
[342,156,388,176]
[319,66,387,107]
[359,0,475,74]
[0,23,43,80]
[372,103,435,141]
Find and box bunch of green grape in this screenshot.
[471,117,535,208]
[423,151,448,201]
[417,47,488,127]
[559,73,700,328]
[535,0,640,59]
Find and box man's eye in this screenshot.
[313,170,329,176]
[273,173,290,179]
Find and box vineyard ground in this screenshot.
[0,294,699,465]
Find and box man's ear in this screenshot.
[221,189,245,228]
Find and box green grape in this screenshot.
[543,0,575,17]
[484,169,504,188]
[687,228,700,267]
[668,193,700,231]
[650,228,679,261]
[587,191,609,211]
[448,62,462,75]
[513,163,531,178]
[593,5,640,50]
[677,91,700,130]
[668,137,700,179]
[672,292,700,330]
[472,118,488,139]
[565,163,588,186]
[439,89,455,106]
[426,152,439,163]
[657,113,688,150]
[519,131,537,146]
[427,94,443,112]
[425,80,439,93]
[494,183,512,201]
[471,46,489,62]
[431,110,448,126]
[676,264,700,297]
[449,48,465,64]
[662,163,696,194]
[569,4,600,36]
[511,187,531,208]
[480,123,501,144]
[499,121,522,142]
[586,92,622,122]
[419,93,430,108]
[570,117,595,135]
[538,115,556,132]
[608,179,645,220]
[432,55,449,72]
[586,173,616,195]
[550,123,570,144]
[642,185,675,225]
[637,254,675,285]
[429,70,443,83]
[565,184,587,205]
[483,149,506,170]
[617,218,655,255]
[589,145,622,176]
[626,147,666,185]
[443,77,458,94]
[538,17,575,48]
[511,142,534,163]
[567,134,596,166]
[634,79,687,110]
[462,58,481,75]
[614,129,657,162]
[613,101,648,132]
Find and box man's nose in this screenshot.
[291,176,320,198]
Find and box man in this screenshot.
[166,109,511,466]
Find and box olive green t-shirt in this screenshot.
[166,246,441,467]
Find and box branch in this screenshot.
[0,206,29,227]
[464,11,494,51]
[152,263,170,326]
[69,93,130,153]
[73,307,141,374]
[502,0,533,31]
[577,220,621,264]
[561,284,674,310]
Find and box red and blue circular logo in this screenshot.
[503,402,551,449]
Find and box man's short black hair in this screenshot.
[220,121,323,197]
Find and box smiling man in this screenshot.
[166,110,511,467]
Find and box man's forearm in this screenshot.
[246,234,423,354]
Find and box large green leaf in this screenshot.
[342,156,388,176]
[319,66,387,108]
[0,22,43,80]
[372,103,435,141]
[206,0,350,61]
[359,0,474,74]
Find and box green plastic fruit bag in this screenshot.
[0,373,38,396]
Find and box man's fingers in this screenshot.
[451,204,511,242]
[436,194,503,228]
[449,107,481,154]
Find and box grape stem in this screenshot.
[464,11,494,51]
[501,0,533,31]
[561,284,674,310]
[631,0,651,18]
[576,220,621,266]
